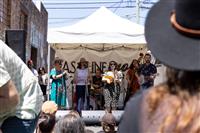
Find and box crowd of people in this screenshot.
[35,101,117,133]
[1,0,199,132]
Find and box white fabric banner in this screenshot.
[55,48,146,74]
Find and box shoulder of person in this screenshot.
[118,90,148,133]
[33,68,38,73]
[139,64,145,69]
[51,68,56,71]
[96,131,104,133]
[127,69,133,73]
[76,68,80,71]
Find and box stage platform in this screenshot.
[56,110,124,125]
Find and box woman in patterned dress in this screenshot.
[103,61,122,112]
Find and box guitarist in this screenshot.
[139,53,157,90]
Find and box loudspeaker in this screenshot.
[5,30,26,62]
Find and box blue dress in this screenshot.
[50,68,67,108]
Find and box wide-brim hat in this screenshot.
[79,57,87,63]
[145,0,200,71]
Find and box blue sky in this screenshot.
[42,0,158,29]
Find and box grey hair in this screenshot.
[54,113,85,133]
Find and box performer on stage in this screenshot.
[50,58,68,109]
[74,58,90,115]
[102,61,122,112]
[124,59,140,105]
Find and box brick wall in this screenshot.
[0,0,48,69]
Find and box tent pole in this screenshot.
[47,43,51,101]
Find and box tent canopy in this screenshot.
[48,6,146,51]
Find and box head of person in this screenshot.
[68,110,80,118]
[101,112,116,133]
[144,0,200,132]
[144,53,151,64]
[108,61,118,71]
[95,69,102,77]
[54,113,85,133]
[54,57,63,71]
[77,58,87,69]
[129,59,139,70]
[138,53,144,62]
[38,67,46,75]
[139,53,144,57]
[38,113,56,133]
[27,59,33,69]
[37,101,58,133]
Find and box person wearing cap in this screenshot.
[74,58,91,114]
[36,101,58,133]
[98,112,116,133]
[0,40,43,133]
[118,0,200,133]
[27,59,39,77]
[50,58,68,109]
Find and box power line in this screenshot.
[45,5,151,10]
[113,0,123,13]
[49,16,87,20]
[44,1,136,5]
[46,6,136,9]
[44,1,155,7]
[48,14,144,22]
[45,0,156,26]
[44,1,155,5]
[142,1,156,4]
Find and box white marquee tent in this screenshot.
[47,6,148,106]
[48,6,146,49]
[47,6,147,73]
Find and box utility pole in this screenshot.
[136,0,140,24]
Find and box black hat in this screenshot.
[145,0,200,70]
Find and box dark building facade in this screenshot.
[0,0,48,69]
